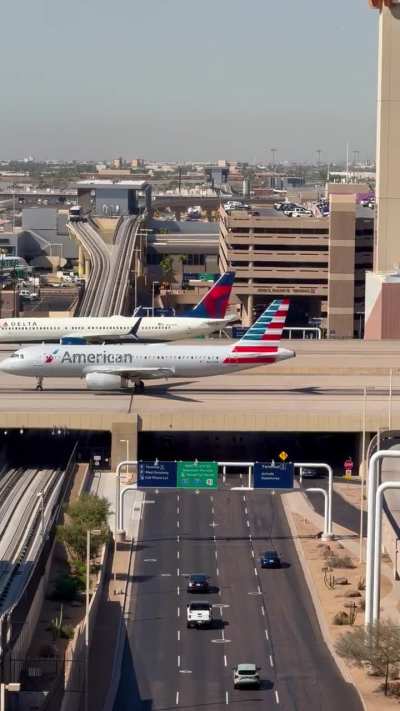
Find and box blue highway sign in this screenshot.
[138,461,177,488]
[253,462,294,489]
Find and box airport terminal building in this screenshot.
[219,195,374,337]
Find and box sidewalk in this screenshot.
[87,472,143,711]
[283,488,400,710]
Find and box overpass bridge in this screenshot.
[0,340,399,469]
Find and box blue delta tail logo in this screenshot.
[224,298,290,364]
[186,271,235,319]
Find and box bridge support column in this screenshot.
[111,417,138,480]
[241,295,254,327]
[78,246,85,278]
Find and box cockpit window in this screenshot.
[10,353,24,359]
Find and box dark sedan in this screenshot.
[260,551,281,569]
[187,574,210,593]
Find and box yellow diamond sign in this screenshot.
[279,451,288,462]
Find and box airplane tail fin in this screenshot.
[186,271,235,319]
[224,298,290,364]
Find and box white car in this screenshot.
[233,663,261,689]
[291,209,312,217]
[186,602,213,628]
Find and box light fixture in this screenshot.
[3,430,7,436]
[19,428,24,435]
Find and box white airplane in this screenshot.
[0,272,236,344]
[0,298,294,391]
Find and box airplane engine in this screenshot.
[85,373,128,390]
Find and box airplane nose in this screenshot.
[0,358,12,373]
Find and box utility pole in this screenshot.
[270,148,277,170]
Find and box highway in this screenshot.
[68,216,140,317]
[104,215,140,316]
[114,489,362,710]
[69,220,112,316]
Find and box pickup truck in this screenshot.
[186,602,213,628]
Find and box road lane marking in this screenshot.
[179,669,192,674]
[161,573,172,577]
[143,558,157,562]
[177,494,180,501]
[177,507,180,515]
[225,691,229,705]
[210,495,214,502]
[178,655,181,668]
[177,520,180,528]
[216,567,220,576]
[257,584,261,594]
[177,586,180,596]
[254,567,258,576]
[224,654,227,667]
[211,507,215,515]
[249,534,252,540]
[246,520,250,528]
[222,628,225,641]
[244,507,248,515]
[177,568,180,576]
[242,495,246,501]
[269,655,274,667]
[214,550,218,559]
[176,690,179,705]
[265,629,269,640]
[213,535,216,542]
[251,550,255,558]
[275,690,280,704]
[177,607,180,617]
[177,551,180,559]
[261,605,265,616]
[177,630,180,641]
[177,535,180,543]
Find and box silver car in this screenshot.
[233,663,261,689]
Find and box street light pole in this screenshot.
[85,528,101,711]
[305,488,329,539]
[372,481,400,624]
[365,450,400,627]
[359,386,367,562]
[294,462,333,538]
[388,368,393,431]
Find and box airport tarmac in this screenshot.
[0,340,399,432]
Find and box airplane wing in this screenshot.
[84,366,175,380]
[61,332,130,344]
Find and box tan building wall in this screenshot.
[327,195,356,338]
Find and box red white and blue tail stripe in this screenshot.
[224,298,289,364]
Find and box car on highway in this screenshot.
[187,574,209,593]
[186,602,213,628]
[19,290,39,301]
[260,550,281,569]
[233,663,261,689]
[301,466,318,478]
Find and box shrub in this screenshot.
[327,555,355,569]
[333,611,351,625]
[60,625,74,640]
[52,574,79,602]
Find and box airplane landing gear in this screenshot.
[134,380,145,393]
[35,377,44,391]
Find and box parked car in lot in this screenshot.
[20,290,39,300]
[260,550,281,569]
[233,663,261,689]
[187,574,210,593]
[186,602,213,628]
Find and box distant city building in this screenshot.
[131,158,145,169]
[76,180,152,217]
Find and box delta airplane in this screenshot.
[0,272,235,344]
[0,298,294,391]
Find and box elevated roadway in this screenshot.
[68,220,112,316]
[114,489,362,710]
[0,340,400,466]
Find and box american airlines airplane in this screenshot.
[0,298,294,391]
[0,272,235,344]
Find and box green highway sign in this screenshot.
[177,461,218,489]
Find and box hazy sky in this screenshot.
[0,0,378,163]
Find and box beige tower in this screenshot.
[365,0,400,338]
